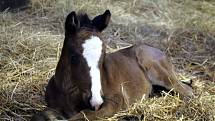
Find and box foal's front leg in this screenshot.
[69,94,124,121]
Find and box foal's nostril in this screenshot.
[90,101,103,111]
[92,104,102,111]
[90,95,104,111]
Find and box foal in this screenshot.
[31,10,193,121]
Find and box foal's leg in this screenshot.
[31,108,66,121]
[137,55,193,98]
[149,59,194,97]
[69,94,124,121]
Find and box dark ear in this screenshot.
[92,10,111,32]
[65,11,79,35]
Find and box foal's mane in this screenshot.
[77,12,94,29]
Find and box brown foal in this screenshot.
[31,10,193,121]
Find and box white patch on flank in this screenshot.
[82,36,103,109]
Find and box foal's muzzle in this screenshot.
[89,95,104,111]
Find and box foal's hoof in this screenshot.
[118,115,142,121]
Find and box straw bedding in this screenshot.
[0,0,214,120]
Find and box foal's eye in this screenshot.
[71,53,80,64]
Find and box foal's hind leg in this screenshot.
[137,54,193,98]
[148,59,194,98]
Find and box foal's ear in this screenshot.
[92,10,111,32]
[65,11,80,35]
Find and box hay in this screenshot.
[108,90,215,121]
[0,0,215,120]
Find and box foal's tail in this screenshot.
[31,108,66,121]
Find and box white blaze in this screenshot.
[82,36,103,109]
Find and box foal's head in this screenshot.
[58,10,111,111]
